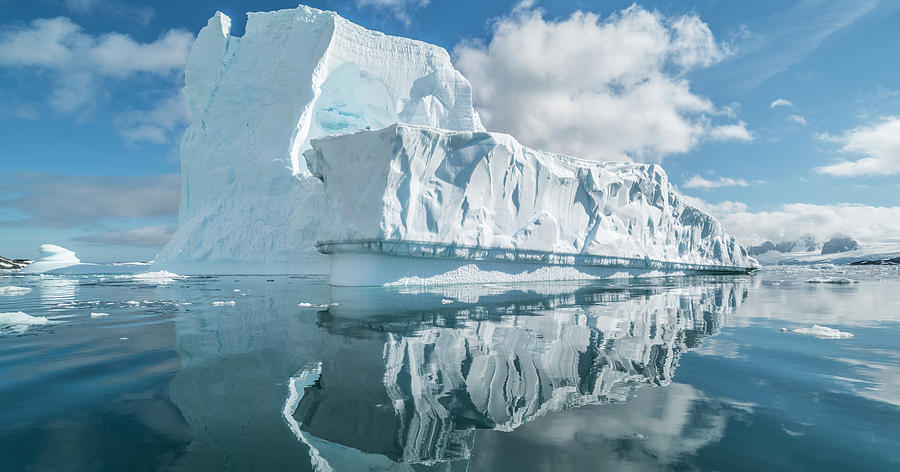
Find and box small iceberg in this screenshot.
[806,277,857,284]
[212,301,235,306]
[20,244,81,274]
[133,271,187,284]
[90,312,110,318]
[0,311,50,333]
[0,286,32,296]
[793,325,854,339]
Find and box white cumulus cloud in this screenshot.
[815,117,900,177]
[0,17,192,114]
[770,98,793,109]
[788,114,807,125]
[685,198,900,246]
[682,175,749,190]
[708,122,753,142]
[454,4,749,162]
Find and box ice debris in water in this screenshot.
[441,299,454,304]
[212,301,236,306]
[793,325,854,339]
[298,302,329,308]
[0,286,32,296]
[133,271,187,283]
[0,312,50,333]
[90,312,110,318]
[806,277,857,284]
[126,301,140,306]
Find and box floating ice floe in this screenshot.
[0,286,32,296]
[298,302,329,308]
[212,301,236,306]
[90,312,110,318]
[0,311,51,333]
[806,277,857,284]
[793,325,854,339]
[440,299,454,305]
[133,271,187,284]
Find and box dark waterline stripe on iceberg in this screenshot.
[316,239,755,274]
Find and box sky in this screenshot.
[1,0,899,262]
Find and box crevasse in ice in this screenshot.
[154,5,483,274]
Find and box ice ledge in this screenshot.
[318,239,755,286]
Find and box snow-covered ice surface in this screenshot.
[154,5,483,275]
[19,244,81,274]
[308,124,756,285]
[792,325,854,339]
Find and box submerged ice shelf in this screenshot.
[307,124,757,286]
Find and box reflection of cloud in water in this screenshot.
[168,276,331,470]
[292,278,750,469]
[469,382,749,471]
[832,355,900,408]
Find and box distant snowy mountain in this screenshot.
[154,5,483,274]
[747,234,896,265]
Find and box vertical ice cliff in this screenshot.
[155,5,482,274]
[308,125,757,285]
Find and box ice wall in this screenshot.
[307,124,756,284]
[155,5,482,274]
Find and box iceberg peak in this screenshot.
[154,4,483,274]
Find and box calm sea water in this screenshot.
[1,266,898,471]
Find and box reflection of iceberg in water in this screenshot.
[38,276,78,304]
[167,277,332,471]
[291,277,750,469]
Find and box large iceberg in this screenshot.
[154,5,483,274]
[307,124,757,286]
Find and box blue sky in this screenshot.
[2,0,899,261]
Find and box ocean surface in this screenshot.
[1,266,898,471]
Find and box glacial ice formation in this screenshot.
[20,244,81,274]
[154,5,482,274]
[307,124,757,285]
